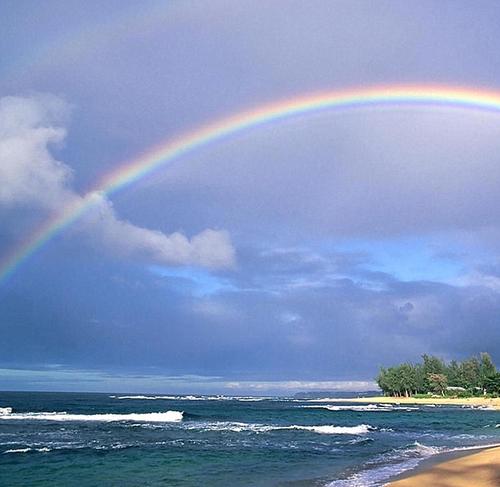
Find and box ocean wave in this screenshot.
[115,395,181,400]
[3,447,51,454]
[113,395,272,402]
[460,404,496,410]
[326,441,444,487]
[182,421,265,433]
[94,443,131,450]
[0,410,183,423]
[288,424,374,435]
[2,442,140,454]
[300,404,419,412]
[447,442,500,453]
[302,404,417,412]
[3,448,32,454]
[180,421,375,435]
[409,441,441,456]
[347,437,375,445]
[232,397,272,402]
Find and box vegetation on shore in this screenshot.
[376,353,500,398]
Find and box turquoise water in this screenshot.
[0,392,499,486]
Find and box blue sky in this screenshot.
[2,1,500,394]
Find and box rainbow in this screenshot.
[4,2,175,84]
[3,84,500,283]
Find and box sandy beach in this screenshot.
[323,396,500,409]
[385,446,500,487]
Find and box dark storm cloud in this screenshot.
[2,244,499,385]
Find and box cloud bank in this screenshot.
[0,95,235,269]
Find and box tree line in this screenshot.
[376,353,500,397]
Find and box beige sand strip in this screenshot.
[386,446,500,487]
[323,396,500,409]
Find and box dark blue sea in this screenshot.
[0,392,499,486]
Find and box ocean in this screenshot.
[0,392,499,486]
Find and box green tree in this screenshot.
[460,357,481,392]
[399,363,417,397]
[414,363,426,393]
[422,354,445,391]
[484,372,500,395]
[422,354,445,375]
[376,367,399,396]
[388,366,404,397]
[427,373,448,396]
[376,367,389,396]
[479,352,497,394]
[376,353,497,398]
[445,360,462,387]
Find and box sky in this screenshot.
[2,0,500,394]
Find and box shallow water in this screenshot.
[0,392,499,486]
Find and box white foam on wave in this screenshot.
[409,441,441,456]
[3,447,51,454]
[114,395,272,402]
[233,397,272,402]
[326,441,443,487]
[116,395,182,400]
[289,424,374,435]
[0,410,183,423]
[447,441,500,453]
[181,421,374,435]
[302,404,418,412]
[461,404,496,410]
[0,407,12,415]
[303,404,389,412]
[182,421,271,433]
[3,448,32,454]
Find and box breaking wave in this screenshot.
[3,447,51,454]
[180,421,375,435]
[114,395,190,400]
[0,410,183,423]
[326,441,444,487]
[113,395,272,402]
[302,404,418,412]
[289,424,374,435]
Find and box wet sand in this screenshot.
[385,446,500,487]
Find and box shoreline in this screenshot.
[384,445,500,487]
[318,395,500,409]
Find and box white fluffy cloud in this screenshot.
[0,95,235,269]
[0,95,72,208]
[81,193,235,268]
